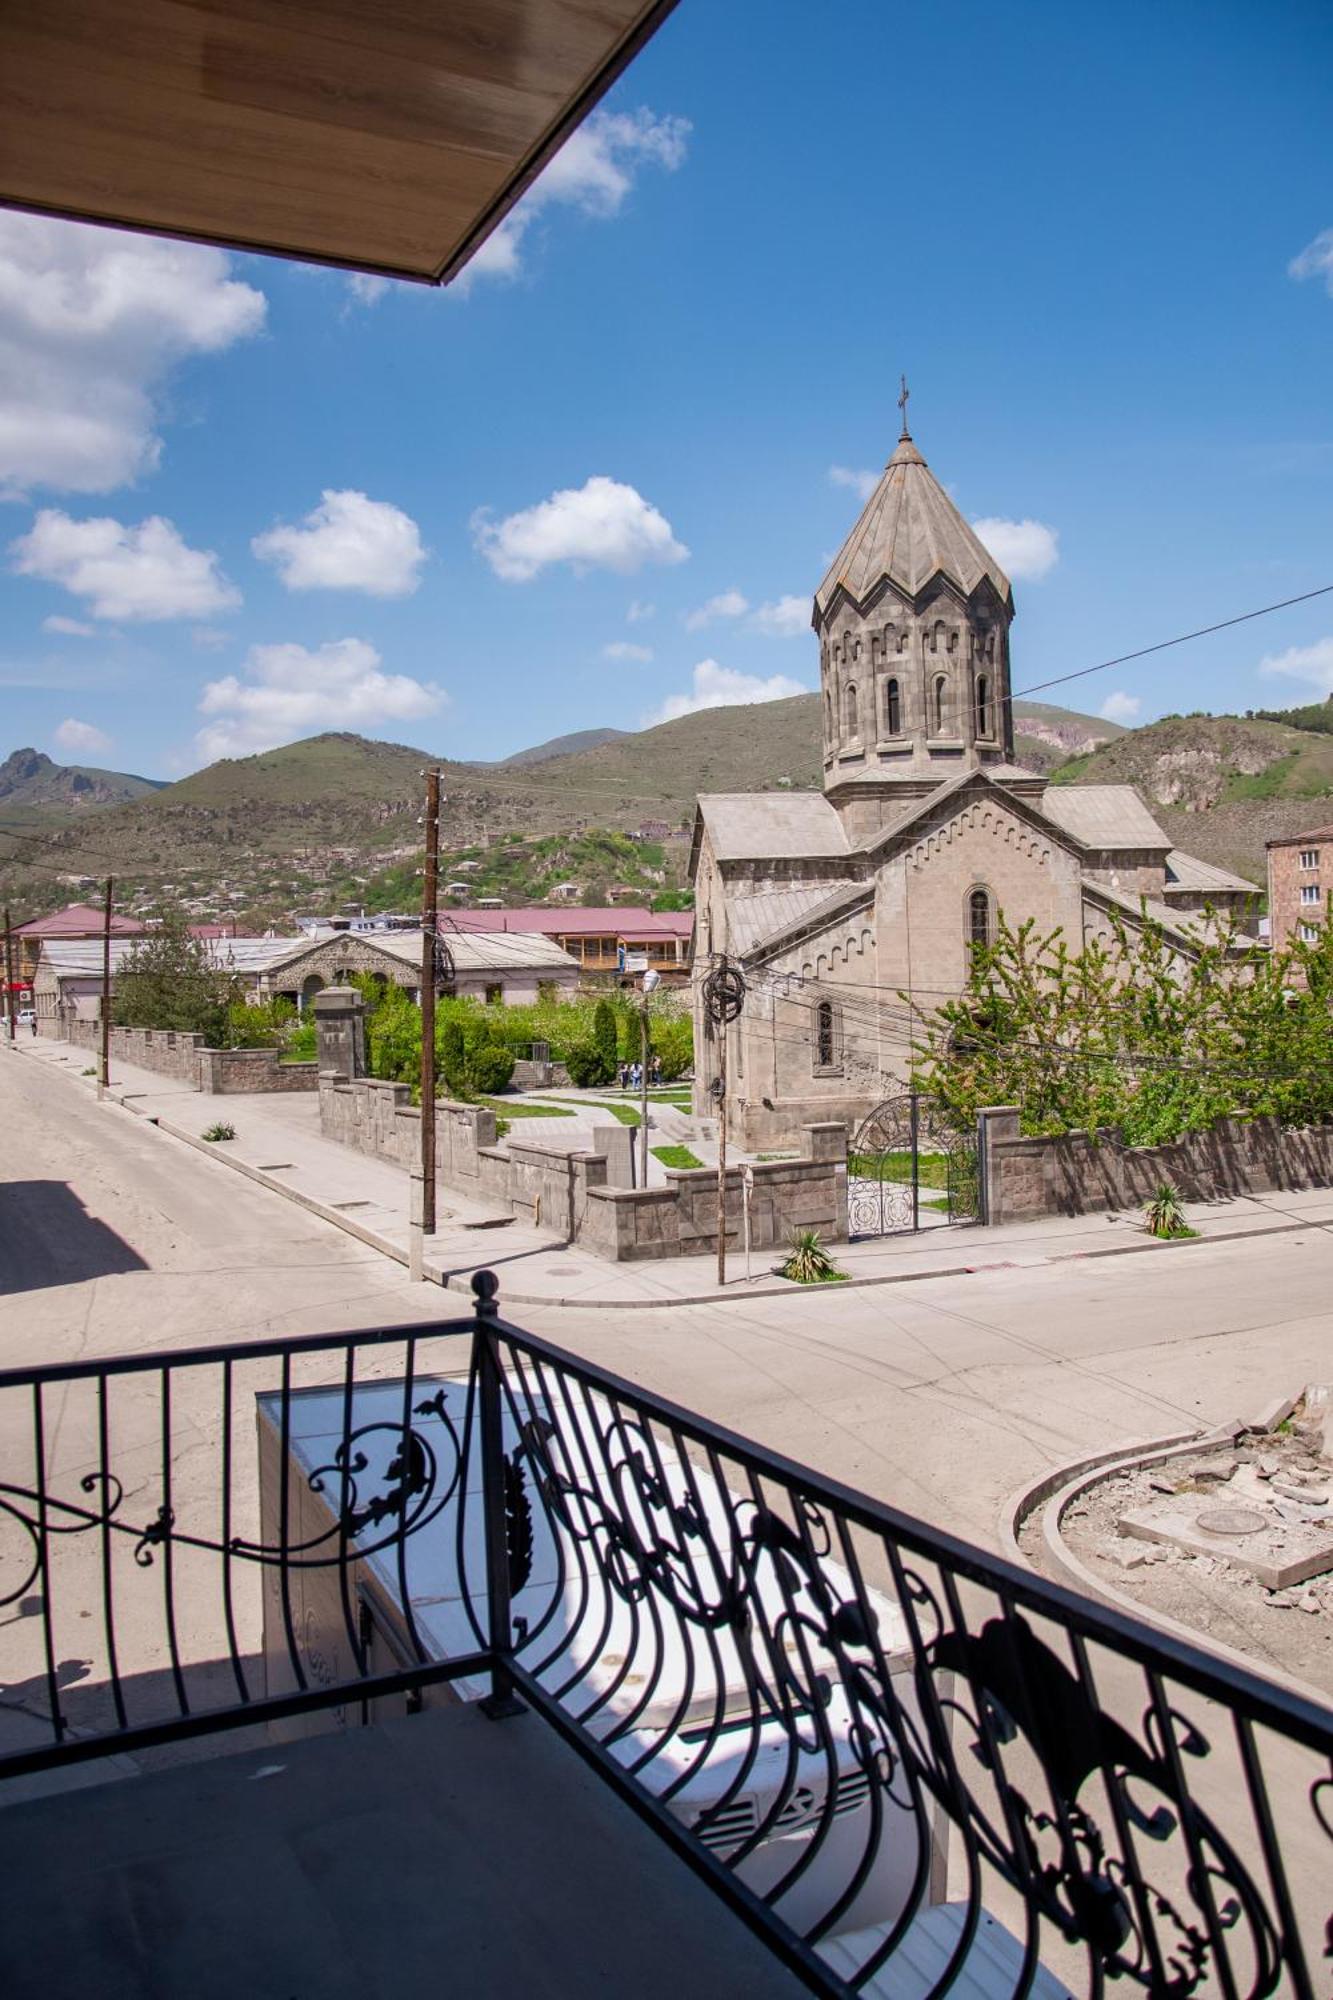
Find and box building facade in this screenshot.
[1266,823,1333,952]
[690,414,1256,1149]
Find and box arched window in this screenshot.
[814,999,841,1070]
[843,681,858,737]
[824,688,832,736]
[885,676,901,735]
[968,888,992,951]
[933,674,947,733]
[975,674,990,737]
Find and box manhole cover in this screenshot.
[1196,1506,1267,1538]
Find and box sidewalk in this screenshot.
[17,1036,1333,1310]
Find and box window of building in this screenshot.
[825,688,832,736]
[968,887,992,950]
[975,674,990,737]
[1300,923,1320,943]
[1299,849,1319,869]
[885,677,901,734]
[1300,884,1320,905]
[843,681,859,738]
[933,674,947,733]
[484,983,503,1004]
[813,998,842,1072]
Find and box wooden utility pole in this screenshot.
[99,876,114,1097]
[420,771,441,1235]
[3,906,17,1044]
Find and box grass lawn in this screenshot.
[652,1144,703,1170]
[847,1148,949,1188]
[585,1099,641,1127]
[481,1097,574,1118]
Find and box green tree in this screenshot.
[113,913,237,1042]
[439,1016,467,1094]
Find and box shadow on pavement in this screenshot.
[0,1182,149,1295]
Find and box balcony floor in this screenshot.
[3,1702,809,1999]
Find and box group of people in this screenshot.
[617,1054,662,1092]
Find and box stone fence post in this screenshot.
[314,988,366,1079]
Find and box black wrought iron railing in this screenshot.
[1,1272,1329,1997]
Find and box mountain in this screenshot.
[0,746,163,824]
[1053,712,1333,884]
[499,727,629,766]
[1011,700,1127,771]
[0,697,1129,924]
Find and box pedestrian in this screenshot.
[617,1061,629,1091]
[650,1053,662,1086]
[30,1013,38,1038]
[629,1060,641,1091]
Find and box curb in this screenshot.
[17,1044,1330,1312]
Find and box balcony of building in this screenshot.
[1,1273,1329,1998]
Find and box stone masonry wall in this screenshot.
[60,1018,317,1094]
[980,1104,1333,1224]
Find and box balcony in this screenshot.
[1,1272,1329,1996]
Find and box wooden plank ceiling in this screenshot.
[0,0,678,283]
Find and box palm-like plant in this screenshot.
[781,1228,847,1284]
[1145,1182,1190,1239]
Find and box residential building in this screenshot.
[1266,823,1333,951]
[10,900,145,984]
[450,904,693,982]
[691,415,1258,1148]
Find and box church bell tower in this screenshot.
[814,385,1031,844]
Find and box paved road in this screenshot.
[5,1044,1333,1547]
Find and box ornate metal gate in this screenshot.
[847,1092,982,1237]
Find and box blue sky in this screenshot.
[2,0,1332,778]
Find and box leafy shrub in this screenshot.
[1145,1183,1195,1239]
[651,1013,694,1080]
[202,1121,236,1142]
[439,1016,467,1093]
[469,1043,515,1094]
[565,1040,611,1088]
[593,998,619,1075]
[780,1229,847,1284]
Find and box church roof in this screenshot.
[1039,784,1169,852]
[815,429,1013,618]
[724,884,861,956]
[1163,850,1257,894]
[694,793,850,861]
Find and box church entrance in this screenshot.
[847,1094,982,1237]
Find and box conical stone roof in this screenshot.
[815,430,1012,619]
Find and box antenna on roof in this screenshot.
[897,373,911,440]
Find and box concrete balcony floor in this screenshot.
[3,1703,808,2000]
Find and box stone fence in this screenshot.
[312,987,848,1263]
[980,1104,1333,1224]
[59,1018,319,1095]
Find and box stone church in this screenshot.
[689,411,1255,1149]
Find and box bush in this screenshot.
[593,998,619,1075]
[780,1228,847,1284]
[439,1016,467,1093]
[651,1013,694,1081]
[565,1040,611,1088]
[1145,1183,1195,1239]
[469,1043,515,1094]
[202,1121,236,1143]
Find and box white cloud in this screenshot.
[42,614,95,637]
[54,716,113,757]
[971,516,1060,581]
[346,273,391,307]
[252,489,426,598]
[684,588,748,632]
[828,465,879,502]
[751,594,809,637]
[459,108,690,289]
[627,599,655,623]
[643,659,809,727]
[473,475,687,582]
[602,641,653,663]
[1099,691,1141,725]
[11,510,239,621]
[0,214,265,498]
[1289,230,1333,297]
[1260,636,1333,695]
[195,638,445,760]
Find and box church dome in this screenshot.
[815,427,1013,620]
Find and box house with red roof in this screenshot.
[11,902,146,983]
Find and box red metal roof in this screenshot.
[446,905,692,940]
[14,902,147,938]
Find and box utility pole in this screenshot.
[420,770,441,1236]
[3,906,16,1045]
[99,876,114,1098]
[702,957,745,1287]
[638,967,660,1185]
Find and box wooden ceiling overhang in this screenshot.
[0,0,679,284]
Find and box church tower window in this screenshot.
[975,675,990,737]
[885,677,901,735]
[932,674,947,734]
[843,682,859,738]
[968,887,992,951]
[813,999,842,1071]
